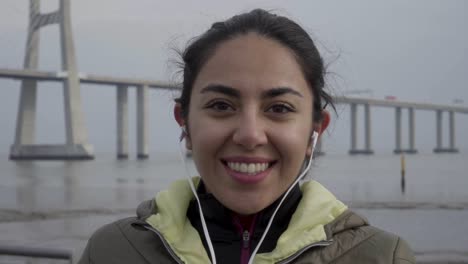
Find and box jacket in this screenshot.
[78,178,415,263]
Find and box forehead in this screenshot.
[192,33,311,98]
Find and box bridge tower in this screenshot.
[10,0,94,159]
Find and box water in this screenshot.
[1,152,467,263]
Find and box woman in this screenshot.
[79,9,414,264]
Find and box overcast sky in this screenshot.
[0,0,467,156]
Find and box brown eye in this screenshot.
[206,101,235,112]
[267,103,294,114]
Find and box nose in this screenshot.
[232,110,267,150]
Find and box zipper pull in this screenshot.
[243,230,250,248]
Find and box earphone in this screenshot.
[310,130,319,155]
[178,126,320,264]
[248,130,319,264]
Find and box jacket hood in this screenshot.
[140,177,351,264]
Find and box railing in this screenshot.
[0,244,73,263]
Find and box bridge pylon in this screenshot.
[349,103,374,155]
[10,0,94,160]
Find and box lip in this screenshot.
[221,156,277,184]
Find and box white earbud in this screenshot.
[310,131,319,154]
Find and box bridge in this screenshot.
[0,67,179,159]
[333,96,468,155]
[2,67,467,159]
[1,0,467,160]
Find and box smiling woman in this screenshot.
[79,9,415,264]
[182,33,316,217]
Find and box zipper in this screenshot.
[241,229,251,264]
[242,230,250,248]
[141,224,184,264]
[233,215,257,264]
[275,239,333,264]
[137,222,330,264]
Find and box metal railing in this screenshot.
[0,244,73,263]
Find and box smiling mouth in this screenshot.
[221,160,276,175]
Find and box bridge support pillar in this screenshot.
[116,85,129,159]
[364,103,372,152]
[435,110,442,150]
[349,103,357,153]
[394,107,418,154]
[349,103,374,155]
[434,110,459,153]
[394,107,402,152]
[10,0,93,160]
[136,85,149,159]
[449,111,456,150]
[408,108,417,153]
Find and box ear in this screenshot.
[316,110,331,135]
[173,103,192,150]
[306,110,331,155]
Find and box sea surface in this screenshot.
[0,152,467,263]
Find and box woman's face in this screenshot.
[183,33,315,215]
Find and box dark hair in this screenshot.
[175,8,334,122]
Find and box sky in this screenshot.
[0,0,467,156]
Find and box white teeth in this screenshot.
[227,162,270,174]
[240,163,248,173]
[255,163,261,172]
[248,164,255,174]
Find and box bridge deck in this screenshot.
[1,67,468,113]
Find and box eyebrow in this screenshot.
[200,84,240,98]
[261,87,303,98]
[200,84,303,99]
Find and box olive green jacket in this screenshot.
[79,178,415,263]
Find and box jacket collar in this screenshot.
[185,180,303,259]
[254,180,348,263]
[189,180,302,243]
[144,177,348,264]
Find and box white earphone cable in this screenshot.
[247,131,319,264]
[178,129,319,264]
[177,140,217,264]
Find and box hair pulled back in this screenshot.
[176,9,333,123]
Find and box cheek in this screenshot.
[271,125,311,167]
[188,114,230,154]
